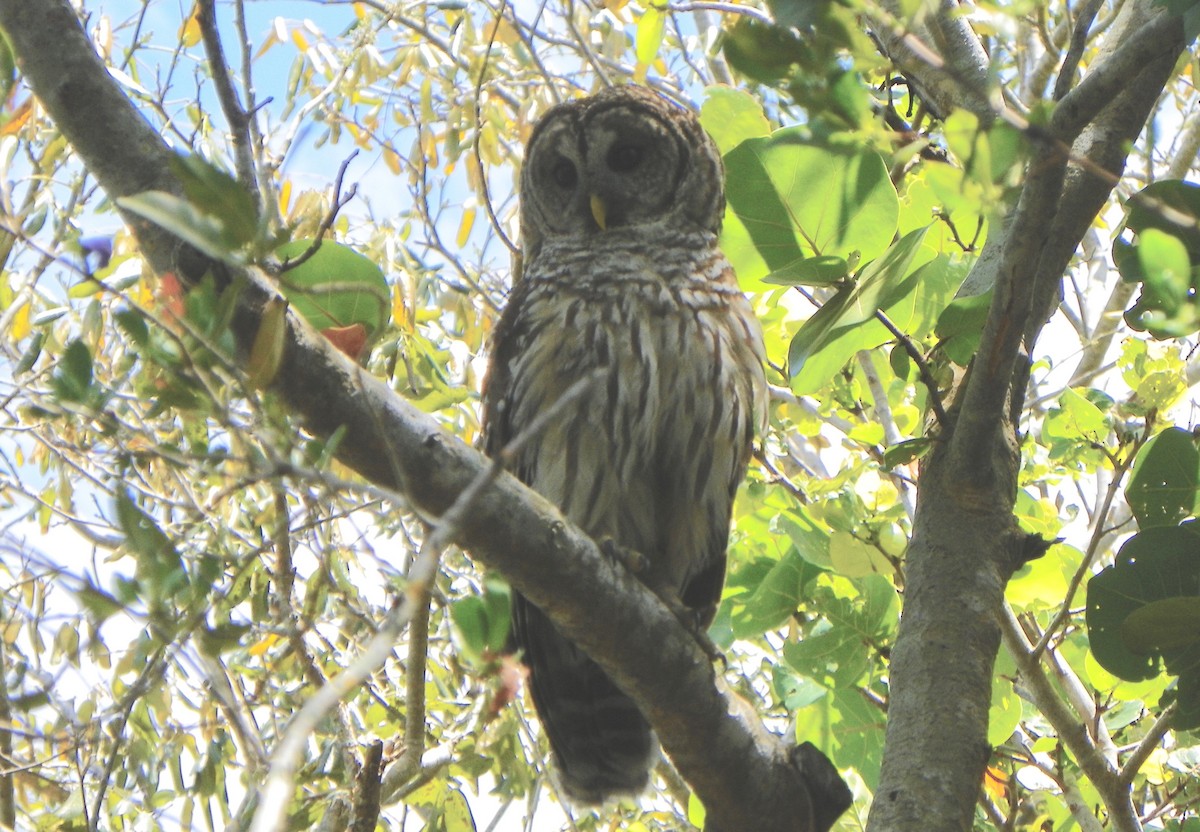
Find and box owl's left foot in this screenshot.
[665,595,726,666]
[599,538,650,574]
[599,538,724,665]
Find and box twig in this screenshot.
[195,0,259,202]
[474,0,519,257]
[1053,0,1105,100]
[874,308,949,428]
[350,740,384,832]
[249,371,602,832]
[666,1,771,24]
[1033,433,1139,656]
[278,152,360,273]
[1000,603,1142,832]
[1119,703,1178,787]
[857,351,918,521]
[88,649,169,829]
[383,573,432,785]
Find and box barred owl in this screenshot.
[481,85,768,805]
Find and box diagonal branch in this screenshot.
[0,2,851,830]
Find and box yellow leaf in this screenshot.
[456,205,476,249]
[983,766,1008,802]
[278,179,292,219]
[247,297,288,388]
[442,789,475,832]
[384,147,402,175]
[353,2,368,20]
[249,633,280,657]
[10,302,31,341]
[291,28,309,51]
[421,130,439,167]
[180,5,202,48]
[392,287,408,330]
[635,5,666,65]
[0,99,33,137]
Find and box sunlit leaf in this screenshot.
[1126,427,1200,528]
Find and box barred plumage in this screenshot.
[482,86,767,805]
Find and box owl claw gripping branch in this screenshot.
[481,85,768,806]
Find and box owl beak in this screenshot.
[589,194,608,231]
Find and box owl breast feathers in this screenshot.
[481,84,768,806]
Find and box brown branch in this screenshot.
[350,741,384,832]
[195,0,259,202]
[1000,605,1141,832]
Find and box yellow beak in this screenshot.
[589,194,608,231]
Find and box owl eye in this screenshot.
[606,143,642,173]
[550,157,578,190]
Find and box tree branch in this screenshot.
[867,0,994,122]
[0,2,851,829]
[1000,605,1141,832]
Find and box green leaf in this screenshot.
[0,27,17,120]
[116,489,188,607]
[1126,427,1200,528]
[783,625,869,688]
[118,191,246,265]
[450,580,510,660]
[75,581,126,622]
[246,296,288,388]
[828,685,885,786]
[762,255,850,286]
[1122,597,1200,654]
[935,289,992,365]
[883,437,932,469]
[115,308,151,348]
[988,657,1022,746]
[787,226,932,386]
[721,19,807,84]
[197,623,253,657]
[1041,388,1108,458]
[1086,523,1200,683]
[829,531,889,578]
[700,86,771,155]
[170,153,261,248]
[727,549,820,638]
[52,339,95,404]
[721,130,898,289]
[780,505,832,567]
[276,239,391,341]
[1114,180,1200,338]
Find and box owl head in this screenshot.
[519,85,725,263]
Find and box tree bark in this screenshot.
[0,2,851,829]
[865,1,1187,829]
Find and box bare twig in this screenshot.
[196,0,259,202]
[277,152,360,273]
[1053,0,1105,100]
[474,0,519,257]
[1119,704,1178,787]
[249,372,602,832]
[874,309,949,429]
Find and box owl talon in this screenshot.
[652,584,726,666]
[600,538,650,574]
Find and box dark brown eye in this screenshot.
[607,143,642,173]
[551,157,577,189]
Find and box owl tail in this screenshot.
[512,593,657,805]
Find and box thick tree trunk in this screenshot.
[865,1,1187,828]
